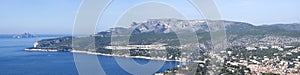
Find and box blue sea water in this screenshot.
[0,35,179,75]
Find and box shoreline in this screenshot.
[25,48,182,62]
[25,48,61,52]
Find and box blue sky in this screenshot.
[0,0,299,34]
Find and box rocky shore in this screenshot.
[25,47,181,62]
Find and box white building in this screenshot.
[33,42,39,48]
[271,46,283,51]
[259,46,269,49]
[246,47,257,50]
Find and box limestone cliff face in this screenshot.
[97,19,256,36]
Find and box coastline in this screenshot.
[25,48,182,62]
[25,48,61,52]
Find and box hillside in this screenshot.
[29,19,300,57]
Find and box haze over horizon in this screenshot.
[0,0,299,34]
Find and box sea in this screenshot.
[0,34,179,75]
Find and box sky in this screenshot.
[0,0,299,34]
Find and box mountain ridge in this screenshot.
[97,19,299,37]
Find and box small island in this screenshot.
[13,32,38,39]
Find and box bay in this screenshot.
[0,35,178,75]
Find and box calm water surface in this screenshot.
[0,35,178,75]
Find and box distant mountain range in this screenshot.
[97,19,300,37]
[29,19,300,54]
